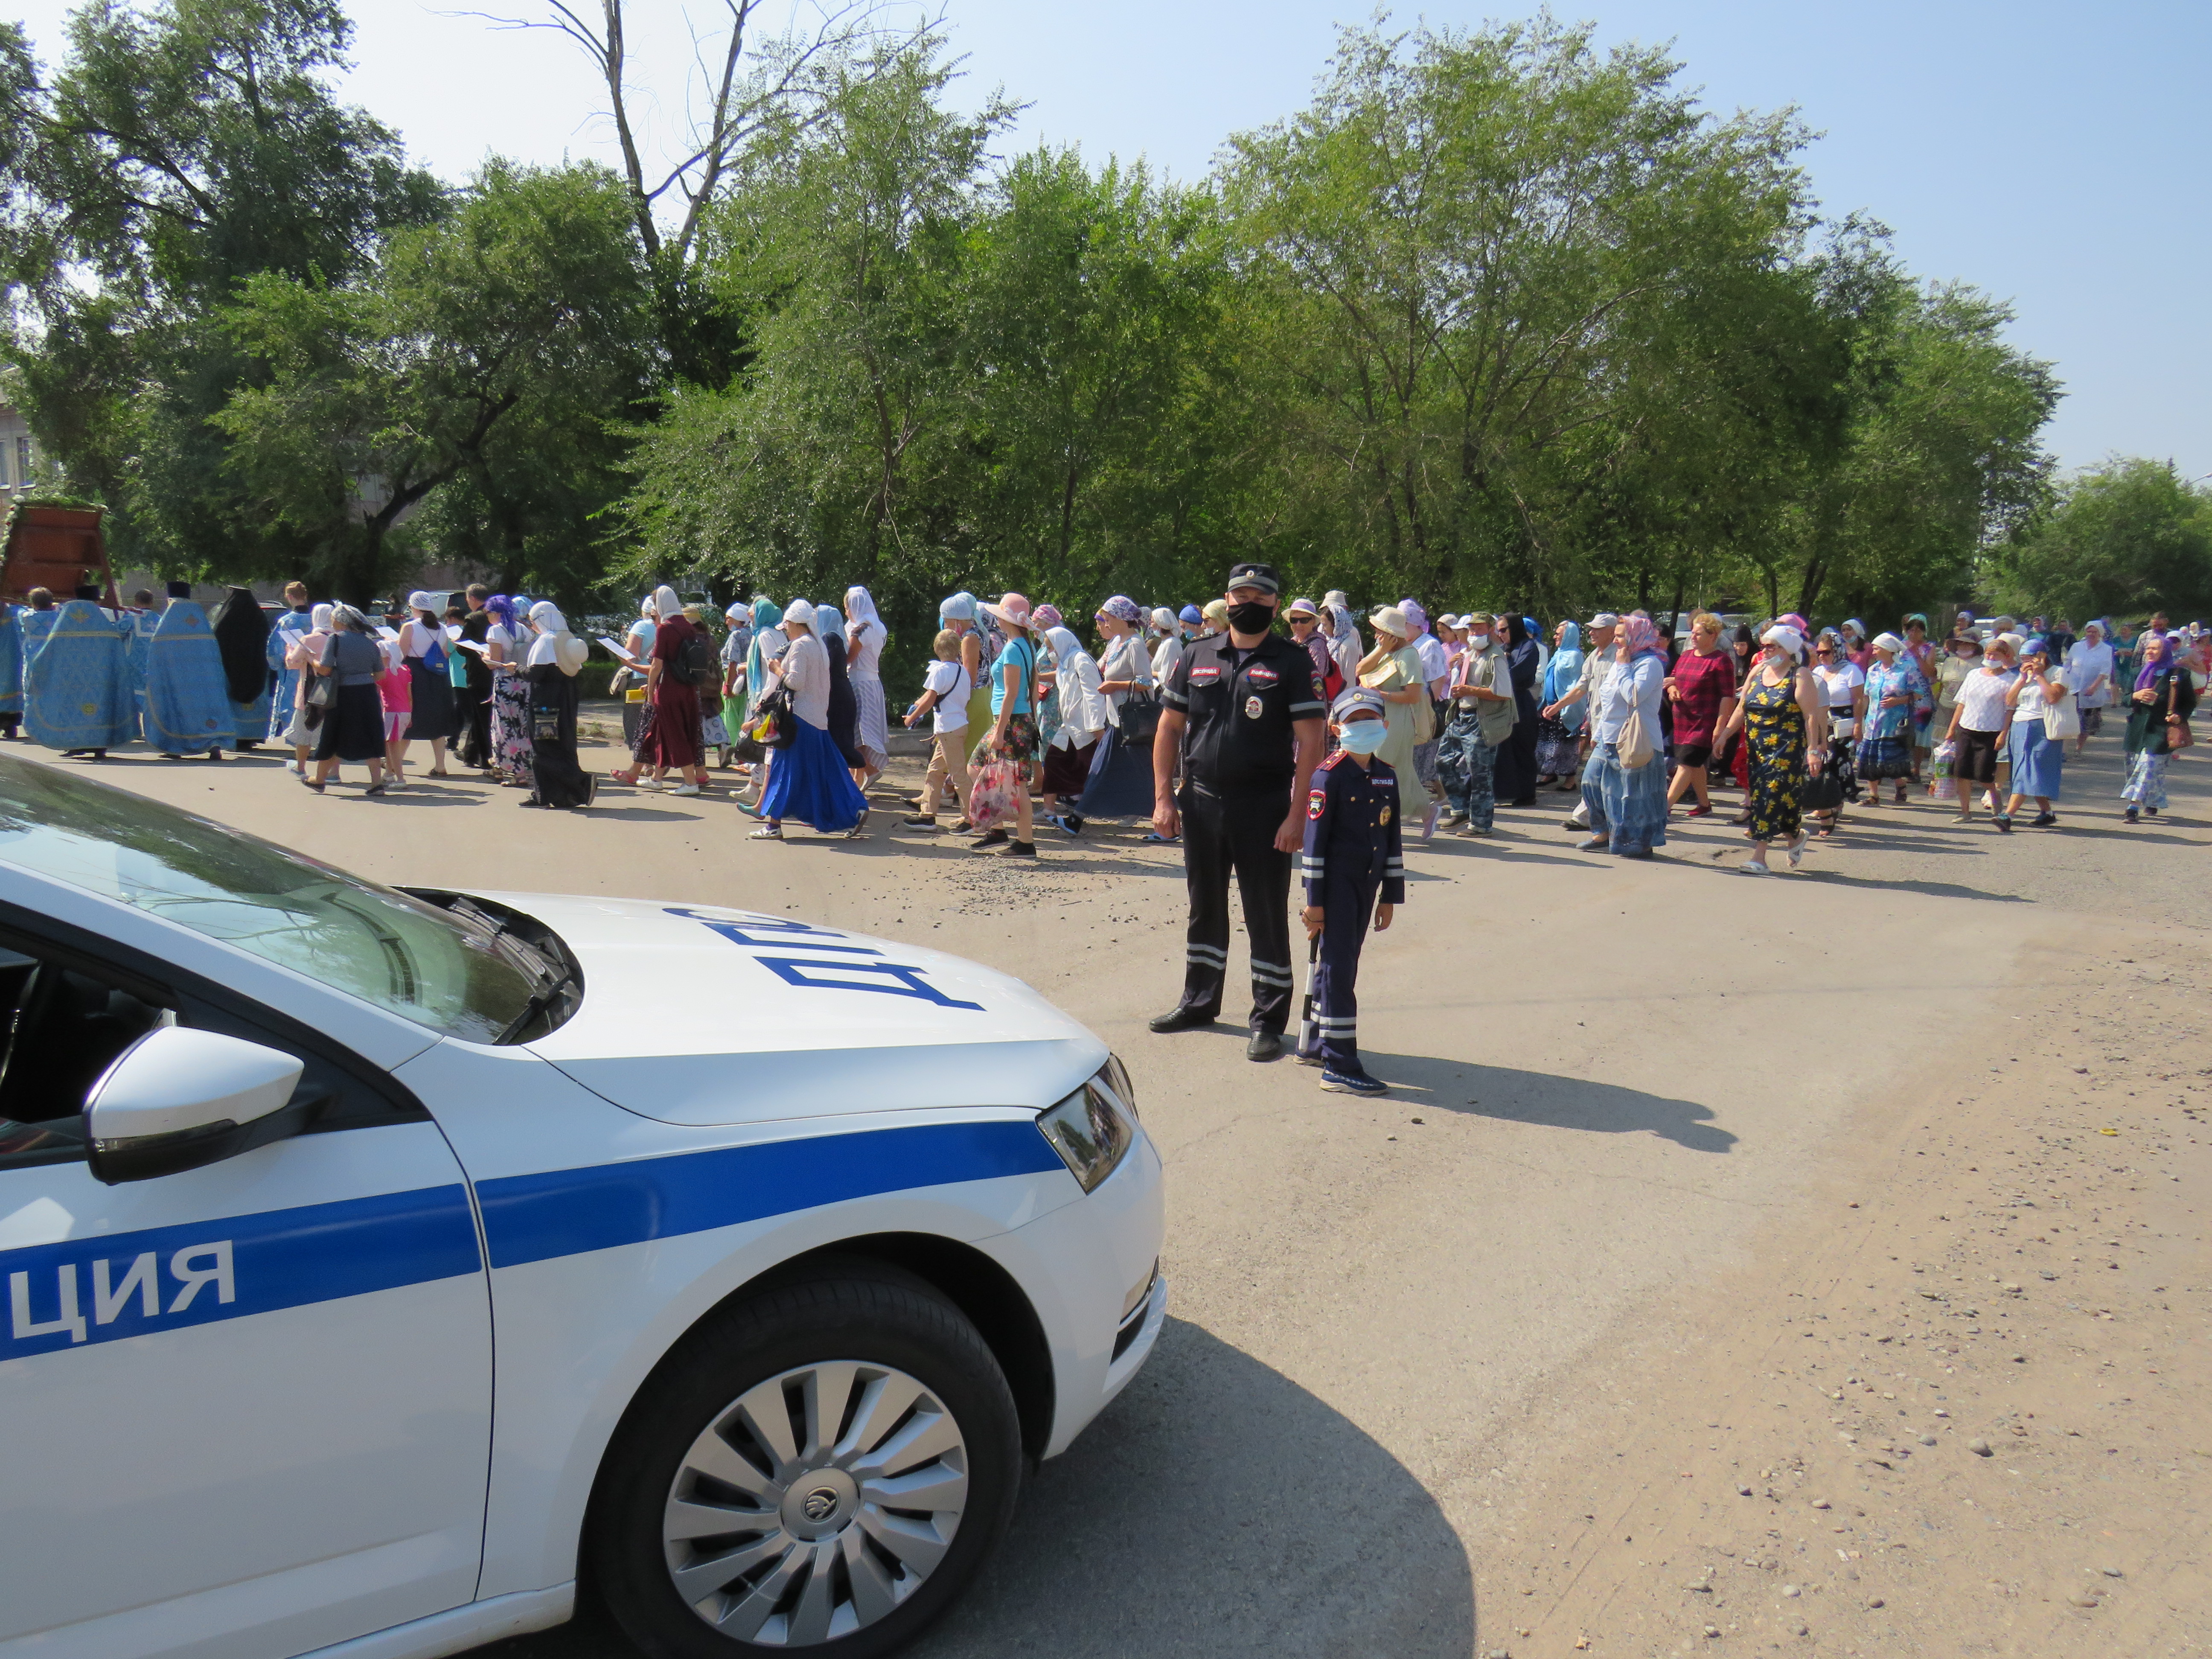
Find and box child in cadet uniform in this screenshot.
[1295,687,1406,1096]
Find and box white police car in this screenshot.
[0,754,1164,1659]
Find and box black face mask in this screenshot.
[1226,600,1275,634]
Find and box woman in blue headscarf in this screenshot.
[814,604,864,778]
[743,596,785,700]
[940,592,993,768]
[1535,620,1585,785]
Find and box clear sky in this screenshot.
[11,0,2208,479]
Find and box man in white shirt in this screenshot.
[1545,612,1618,827]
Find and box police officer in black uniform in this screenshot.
[1148,562,1329,1059]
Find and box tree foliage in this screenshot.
[3,5,2101,638]
[213,160,654,600]
[2,0,443,574]
[1989,459,2212,623]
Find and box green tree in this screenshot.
[957,148,1236,605]
[1989,458,2212,623]
[627,34,1009,609]
[213,160,653,601]
[3,0,442,572]
[1761,258,2059,626]
[1220,17,1822,614]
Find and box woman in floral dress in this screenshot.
[1856,631,1931,805]
[1711,624,1827,874]
[485,594,534,792]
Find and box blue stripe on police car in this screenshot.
[474,1118,1067,1269]
[2,1184,481,1360]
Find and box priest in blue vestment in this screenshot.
[143,579,235,758]
[24,585,135,757]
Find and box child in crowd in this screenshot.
[377,630,412,787]
[1296,688,1406,1097]
[903,629,972,829]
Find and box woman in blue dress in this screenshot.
[1999,637,2070,828]
[1855,631,1930,806]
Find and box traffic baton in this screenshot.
[1296,928,1321,1062]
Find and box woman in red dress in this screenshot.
[611,585,709,795]
[1664,611,1737,818]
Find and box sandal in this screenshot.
[298,775,325,794]
[749,825,784,841]
[1786,833,1806,868]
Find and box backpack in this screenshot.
[667,630,714,687]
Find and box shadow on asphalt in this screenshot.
[468,1319,1476,1659]
[1359,1054,1738,1154]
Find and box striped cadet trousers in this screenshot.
[1173,780,1296,1033]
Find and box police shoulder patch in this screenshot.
[1308,789,1326,820]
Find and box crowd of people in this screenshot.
[0,580,595,807]
[1,579,2202,863]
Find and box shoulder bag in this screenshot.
[1406,658,1437,745]
[2040,686,2080,741]
[1615,660,1656,769]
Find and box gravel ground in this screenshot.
[58,727,2210,1659]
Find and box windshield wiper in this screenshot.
[495,967,577,1045]
[400,889,585,1043]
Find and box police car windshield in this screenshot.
[0,755,544,1045]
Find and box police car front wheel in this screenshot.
[591,1270,1024,1657]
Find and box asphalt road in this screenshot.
[73,730,2208,1658]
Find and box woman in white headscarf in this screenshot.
[1710,624,1827,873]
[749,598,870,839]
[519,601,594,809]
[400,590,459,775]
[611,584,709,794]
[843,585,891,783]
[1322,591,1363,690]
[1039,624,1106,834]
[280,602,337,776]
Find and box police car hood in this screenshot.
[477,893,1106,1126]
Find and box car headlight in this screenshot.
[1036,1060,1138,1193]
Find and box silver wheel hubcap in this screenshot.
[663,1361,969,1647]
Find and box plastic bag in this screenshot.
[1928,739,1956,800]
[968,758,1020,832]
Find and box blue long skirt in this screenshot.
[760,719,867,833]
[1581,740,1669,854]
[2006,722,2062,801]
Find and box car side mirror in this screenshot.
[84,1027,313,1185]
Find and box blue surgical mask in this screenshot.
[1337,719,1388,754]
